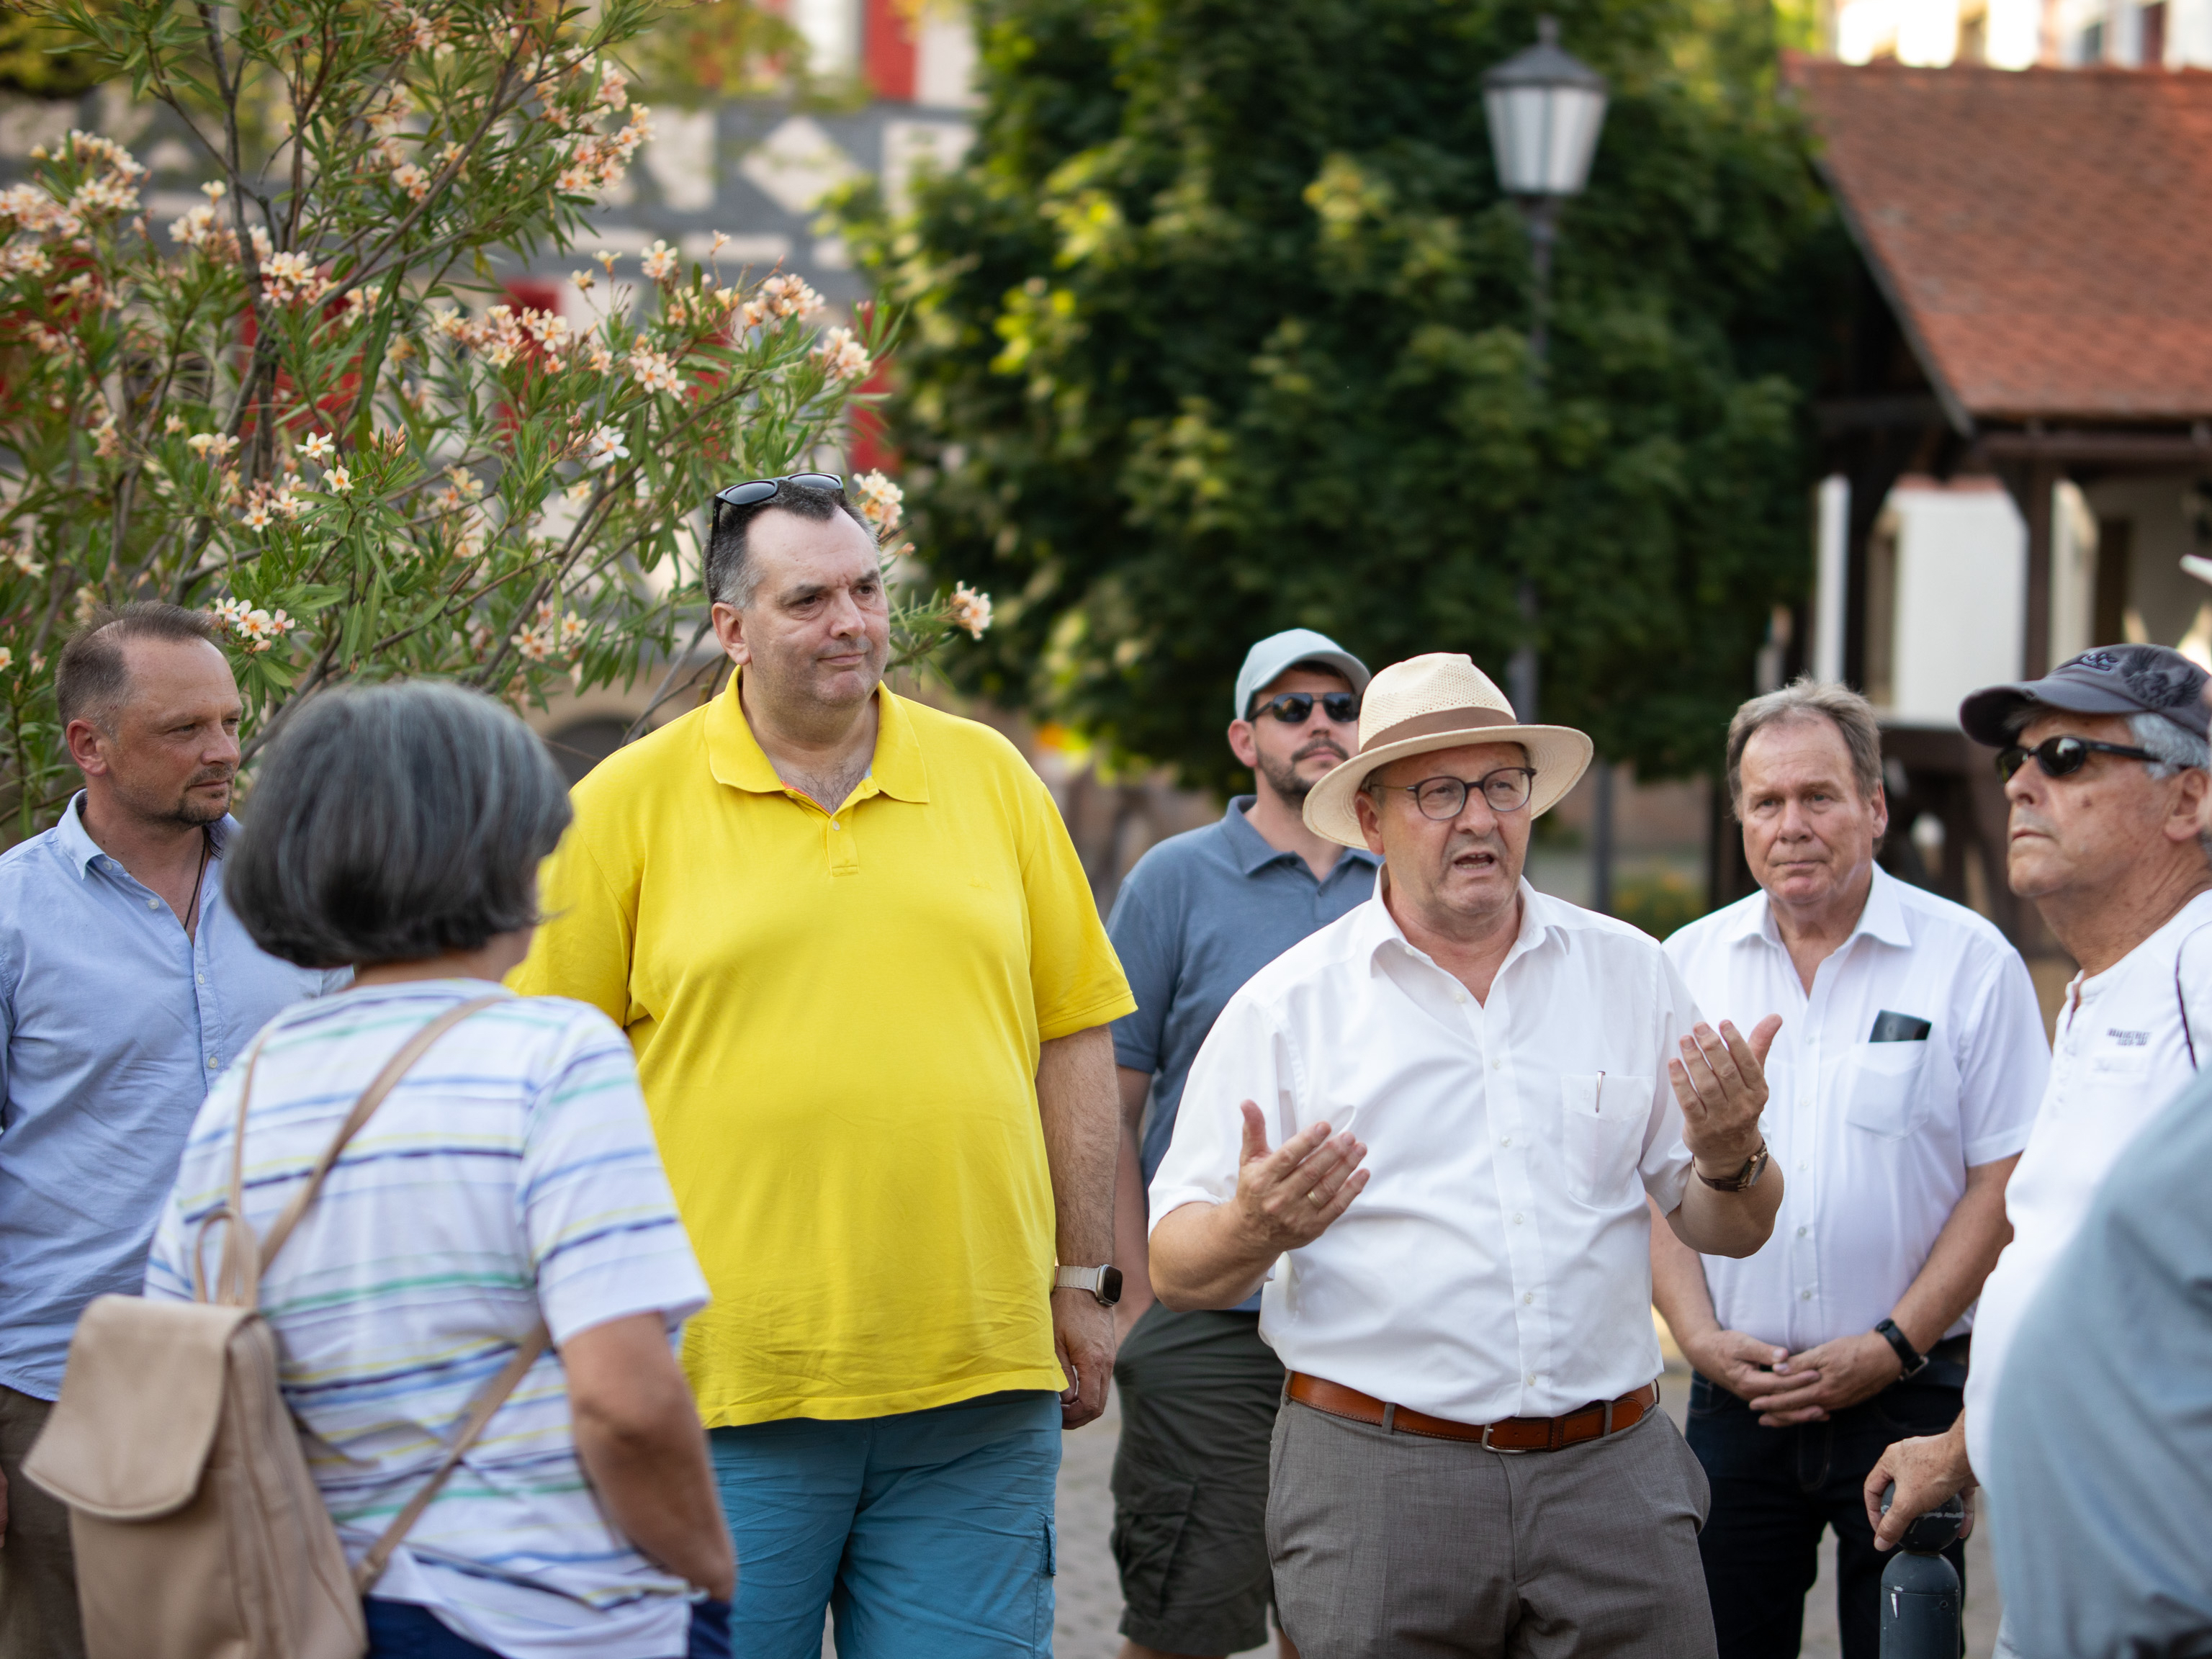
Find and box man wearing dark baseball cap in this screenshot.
[1869,643,2212,1659]
[1956,642,2211,751]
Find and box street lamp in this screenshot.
[1483,16,1611,900]
[1481,15,1609,364]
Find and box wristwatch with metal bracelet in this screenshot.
[1053,1264,1123,1306]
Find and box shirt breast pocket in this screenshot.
[1558,1073,1653,1207]
[1842,1040,1929,1138]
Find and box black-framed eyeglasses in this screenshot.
[1249,690,1360,725]
[713,472,844,513]
[1371,768,1537,819]
[1995,734,2160,783]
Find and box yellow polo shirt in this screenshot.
[511,677,1133,1426]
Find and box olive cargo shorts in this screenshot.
[1111,1306,1287,1655]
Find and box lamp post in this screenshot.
[1482,16,1609,370]
[1483,14,1610,901]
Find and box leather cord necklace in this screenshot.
[182,826,212,943]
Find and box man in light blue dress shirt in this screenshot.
[0,605,344,1659]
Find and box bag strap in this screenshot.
[353,1319,552,1593]
[197,989,553,1591]
[212,993,511,1306]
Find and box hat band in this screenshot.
[1360,705,1517,755]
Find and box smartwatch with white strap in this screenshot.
[1053,1264,1123,1306]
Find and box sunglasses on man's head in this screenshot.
[713,472,844,512]
[1995,734,2159,783]
[1249,691,1361,725]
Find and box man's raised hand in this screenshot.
[1670,1015,1782,1174]
[1231,1101,1367,1254]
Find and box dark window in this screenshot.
[2095,518,2134,649]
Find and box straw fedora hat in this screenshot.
[1302,653,1594,849]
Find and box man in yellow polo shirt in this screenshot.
[513,475,1133,1659]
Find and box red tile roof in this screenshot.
[1786,56,2212,425]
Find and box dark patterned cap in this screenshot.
[1959,644,2211,747]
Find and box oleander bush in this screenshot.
[0,0,983,839]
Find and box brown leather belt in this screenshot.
[1287,1372,1660,1452]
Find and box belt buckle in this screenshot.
[1479,1421,1532,1455]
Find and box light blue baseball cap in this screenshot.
[1232,629,1371,721]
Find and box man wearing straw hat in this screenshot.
[1147,653,1784,1658]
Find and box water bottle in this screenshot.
[1878,1481,1964,1659]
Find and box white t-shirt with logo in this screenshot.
[1964,888,2212,1480]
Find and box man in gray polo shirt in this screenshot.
[1106,629,1375,1659]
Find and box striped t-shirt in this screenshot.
[145,981,711,1659]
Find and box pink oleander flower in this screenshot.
[948,583,993,641]
[853,470,904,534]
[813,326,871,382]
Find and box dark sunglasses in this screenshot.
[1995,734,2160,783]
[713,472,844,512]
[1249,691,1360,725]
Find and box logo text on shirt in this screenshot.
[2106,1029,2149,1047]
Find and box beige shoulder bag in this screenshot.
[26,994,551,1659]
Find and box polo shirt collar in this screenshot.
[704,674,931,805]
[55,791,234,877]
[1724,861,1912,953]
[1219,796,1380,878]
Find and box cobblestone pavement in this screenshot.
[833,1363,2003,1657]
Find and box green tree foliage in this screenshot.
[840,0,1850,793]
[0,9,112,99]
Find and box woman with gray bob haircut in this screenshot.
[225,680,571,967]
[145,680,736,1659]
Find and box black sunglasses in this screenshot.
[1995,734,2160,783]
[1249,691,1360,725]
[713,472,845,512]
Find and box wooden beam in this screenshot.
[1976,428,2212,466]
[2019,460,2054,680]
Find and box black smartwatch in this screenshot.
[1874,1317,1928,1379]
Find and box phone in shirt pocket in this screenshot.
[1843,1010,1931,1138]
[1557,1072,1653,1206]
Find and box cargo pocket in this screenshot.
[1031,1514,1057,1655]
[1109,1461,1197,1619]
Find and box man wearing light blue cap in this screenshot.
[1104,629,1372,1659]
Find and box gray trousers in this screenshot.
[0,1385,84,1659]
[1268,1395,1716,1659]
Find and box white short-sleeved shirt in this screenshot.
[1663,866,2048,1352]
[1964,888,2212,1478]
[146,982,711,1659]
[1148,879,1700,1424]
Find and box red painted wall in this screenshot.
[865,0,917,100]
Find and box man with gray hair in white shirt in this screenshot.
[1148,653,1783,1659]
[1654,678,2048,1659]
